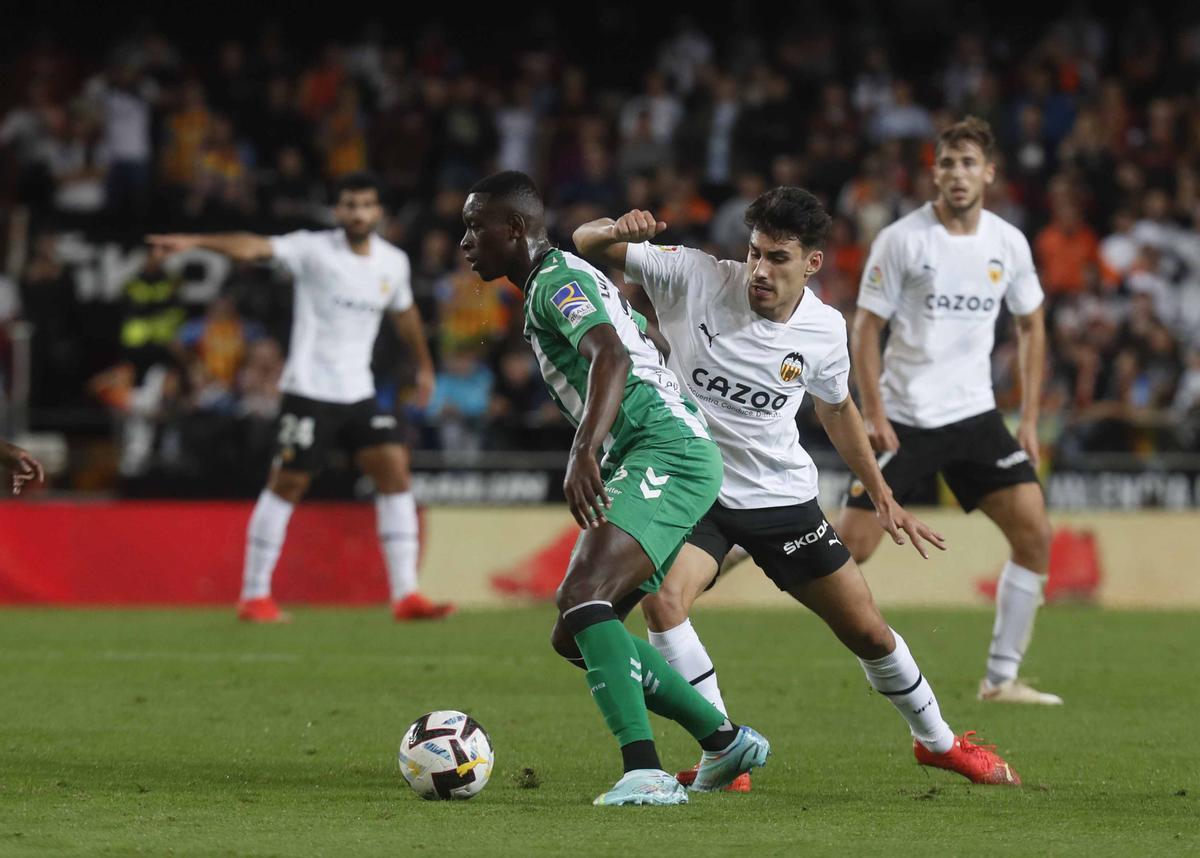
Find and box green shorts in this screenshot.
[597,437,723,594]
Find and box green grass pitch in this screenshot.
[1,605,1196,856]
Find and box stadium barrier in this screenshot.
[0,502,1196,608]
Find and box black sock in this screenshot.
[620,739,661,773]
[698,718,740,752]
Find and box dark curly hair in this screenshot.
[743,187,832,249]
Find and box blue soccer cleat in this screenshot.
[593,768,690,806]
[689,726,770,792]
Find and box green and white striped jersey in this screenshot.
[521,248,709,460]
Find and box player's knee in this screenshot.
[641,590,689,633]
[1012,516,1053,569]
[269,470,309,504]
[843,620,894,660]
[549,623,584,665]
[842,530,879,565]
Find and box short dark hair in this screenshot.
[936,116,996,160]
[470,170,542,204]
[469,170,545,220]
[333,171,382,200]
[744,187,832,249]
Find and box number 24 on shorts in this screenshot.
[278,414,316,449]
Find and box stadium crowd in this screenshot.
[2,7,1200,490]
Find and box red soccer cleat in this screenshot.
[392,592,456,621]
[914,731,1021,785]
[675,764,752,793]
[237,596,291,624]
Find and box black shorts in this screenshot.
[687,499,852,592]
[844,409,1039,513]
[273,393,404,474]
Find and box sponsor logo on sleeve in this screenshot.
[656,245,680,253]
[551,281,597,327]
[867,265,883,287]
[780,352,805,383]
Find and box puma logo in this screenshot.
[828,536,842,547]
[699,322,719,347]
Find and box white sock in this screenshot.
[647,618,728,716]
[240,490,294,600]
[859,629,955,754]
[986,560,1045,686]
[377,492,420,601]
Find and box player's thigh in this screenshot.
[940,410,1038,513]
[836,507,887,563]
[355,443,411,493]
[600,438,723,597]
[642,544,721,633]
[272,394,331,483]
[976,482,1052,569]
[556,522,659,612]
[344,400,409,490]
[738,500,852,592]
[786,559,893,659]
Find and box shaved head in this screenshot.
[461,171,552,284]
[468,170,545,229]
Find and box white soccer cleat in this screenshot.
[593,769,689,806]
[978,678,1063,705]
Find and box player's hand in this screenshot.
[144,234,197,256]
[864,414,900,454]
[563,447,610,530]
[872,491,945,559]
[611,210,667,244]
[1017,417,1040,470]
[414,364,436,409]
[1,442,45,496]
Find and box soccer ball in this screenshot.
[398,710,494,800]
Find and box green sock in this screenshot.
[632,637,726,740]
[575,619,654,746]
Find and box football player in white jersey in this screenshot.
[147,173,454,623]
[837,117,1061,705]
[573,187,1022,789]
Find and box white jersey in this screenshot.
[857,203,1044,428]
[626,242,850,509]
[269,229,414,403]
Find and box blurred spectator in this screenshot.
[85,59,155,219]
[709,172,764,259]
[486,344,560,450]
[425,344,492,453]
[2,8,1200,474]
[1035,195,1103,296]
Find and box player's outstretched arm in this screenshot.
[0,440,44,495]
[562,324,631,530]
[1013,306,1046,469]
[145,233,273,263]
[850,308,899,453]
[572,210,667,272]
[814,395,945,559]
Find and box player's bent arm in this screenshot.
[562,324,633,529]
[145,232,273,262]
[572,210,667,273]
[813,396,890,502]
[850,308,889,422]
[814,396,945,558]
